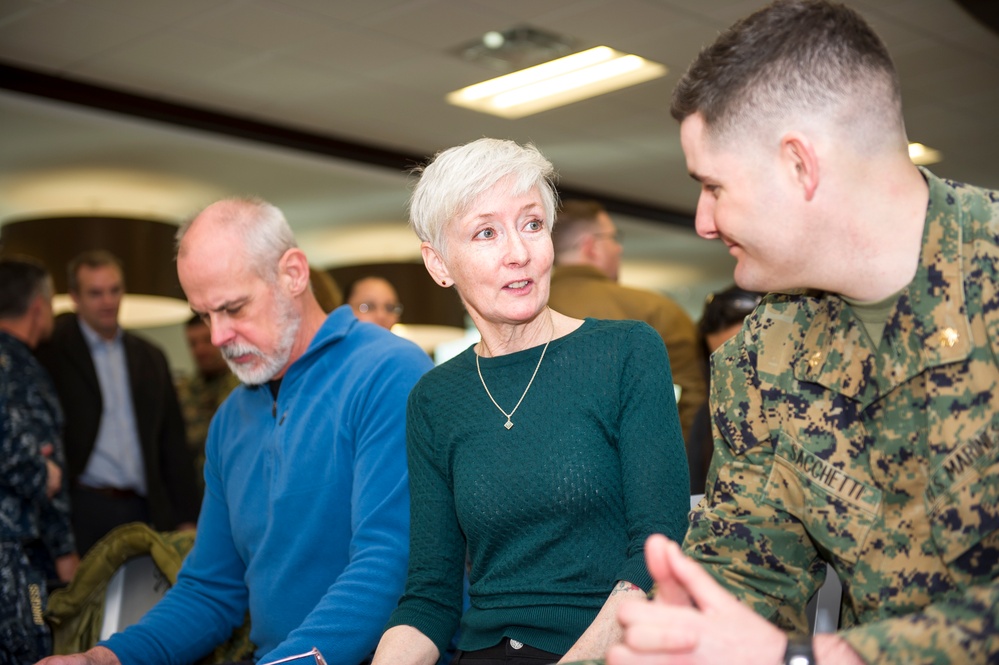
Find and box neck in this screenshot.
[814,160,929,302]
[0,320,34,348]
[277,297,328,377]
[476,308,553,358]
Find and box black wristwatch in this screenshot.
[784,637,815,665]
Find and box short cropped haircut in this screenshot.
[0,256,53,319]
[176,197,298,282]
[552,199,607,257]
[409,138,558,256]
[67,250,124,294]
[671,0,904,148]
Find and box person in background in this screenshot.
[686,285,762,494]
[0,257,78,664]
[175,315,239,482]
[607,1,999,664]
[345,275,403,330]
[37,197,433,665]
[35,250,199,555]
[548,200,705,443]
[371,138,689,665]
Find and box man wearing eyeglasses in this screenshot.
[548,199,705,443]
[345,276,403,331]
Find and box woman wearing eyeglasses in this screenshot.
[345,276,404,330]
[370,138,689,665]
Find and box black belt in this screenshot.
[74,482,143,500]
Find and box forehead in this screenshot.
[351,279,396,301]
[178,241,263,309]
[77,263,122,287]
[466,181,543,219]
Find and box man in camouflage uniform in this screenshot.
[0,258,78,664]
[604,2,998,665]
[175,316,239,481]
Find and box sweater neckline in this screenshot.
[469,318,594,369]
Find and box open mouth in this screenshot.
[506,279,530,289]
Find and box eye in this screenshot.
[224,305,243,316]
[474,227,496,240]
[525,219,544,232]
[704,184,721,197]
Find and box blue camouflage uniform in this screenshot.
[687,170,999,664]
[1,330,74,664]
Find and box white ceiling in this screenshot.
[1,0,997,315]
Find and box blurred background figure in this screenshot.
[549,199,706,443]
[35,250,200,555]
[0,256,78,664]
[175,315,239,483]
[310,265,343,314]
[687,285,763,493]
[345,275,403,330]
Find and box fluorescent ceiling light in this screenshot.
[909,142,942,166]
[447,46,667,119]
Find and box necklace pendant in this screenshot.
[504,419,514,430]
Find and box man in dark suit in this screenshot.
[36,250,199,554]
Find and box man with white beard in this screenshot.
[38,197,433,665]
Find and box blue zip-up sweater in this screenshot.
[104,306,433,665]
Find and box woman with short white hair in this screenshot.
[372,138,689,665]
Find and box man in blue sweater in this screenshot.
[39,197,433,665]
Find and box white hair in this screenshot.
[409,138,558,256]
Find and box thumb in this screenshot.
[41,443,54,458]
[663,539,739,612]
[647,534,693,607]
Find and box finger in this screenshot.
[41,443,54,457]
[618,601,700,652]
[663,539,741,612]
[646,535,692,606]
[607,643,686,665]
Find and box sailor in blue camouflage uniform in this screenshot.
[1,257,77,665]
[599,2,999,665]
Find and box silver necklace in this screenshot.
[475,316,553,430]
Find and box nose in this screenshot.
[209,315,235,348]
[694,193,718,240]
[504,230,530,265]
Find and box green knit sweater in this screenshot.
[386,318,689,656]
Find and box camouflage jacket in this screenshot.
[0,331,73,557]
[687,171,998,665]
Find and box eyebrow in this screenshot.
[474,201,544,221]
[192,297,249,317]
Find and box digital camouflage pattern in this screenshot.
[0,330,73,664]
[687,170,999,664]
[175,370,239,481]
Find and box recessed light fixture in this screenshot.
[447,46,667,119]
[908,142,942,166]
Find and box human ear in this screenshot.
[780,132,820,201]
[279,248,311,296]
[421,242,452,288]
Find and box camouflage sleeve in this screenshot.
[683,334,826,634]
[838,583,999,665]
[39,441,76,558]
[0,368,50,503]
